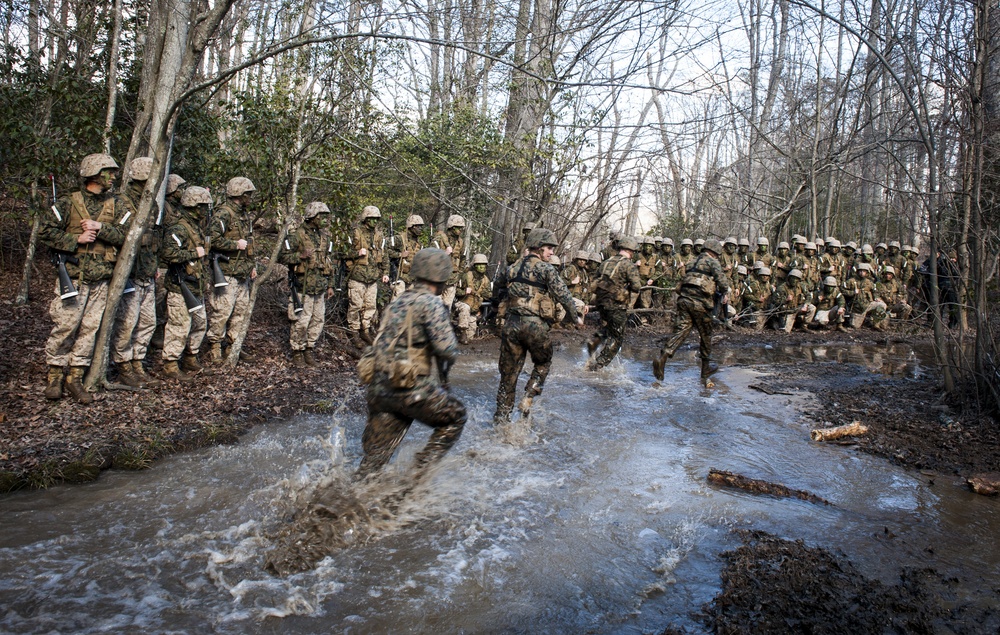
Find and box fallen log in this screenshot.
[966,473,1000,496]
[707,469,831,505]
[748,383,795,396]
[811,420,868,442]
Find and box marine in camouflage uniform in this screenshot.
[753,237,772,269]
[771,242,792,282]
[719,237,739,286]
[634,237,658,313]
[588,236,643,369]
[678,239,695,268]
[453,253,492,343]
[160,186,212,380]
[40,153,128,403]
[492,228,581,423]
[740,266,774,332]
[357,248,466,478]
[653,238,684,310]
[737,238,753,269]
[770,269,816,332]
[843,262,886,329]
[811,276,847,331]
[506,222,535,265]
[346,205,390,344]
[279,202,336,368]
[205,176,258,364]
[562,250,591,319]
[152,173,187,351]
[876,266,911,326]
[388,214,429,300]
[432,214,467,310]
[110,157,164,388]
[654,239,731,381]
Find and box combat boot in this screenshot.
[43,365,65,400]
[291,350,306,368]
[65,367,93,404]
[519,379,540,415]
[238,348,256,363]
[162,360,193,382]
[131,360,163,388]
[836,324,849,333]
[359,328,373,345]
[303,349,318,367]
[207,342,224,365]
[459,329,471,345]
[700,358,719,379]
[180,354,204,376]
[116,361,145,388]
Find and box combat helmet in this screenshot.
[410,248,452,283]
[472,253,489,266]
[618,236,639,252]
[758,267,772,276]
[127,157,154,181]
[166,174,186,195]
[574,250,590,261]
[80,153,119,178]
[663,237,675,247]
[680,238,694,247]
[738,238,750,248]
[406,214,425,228]
[526,227,558,249]
[861,244,874,255]
[181,186,212,208]
[447,214,466,228]
[549,255,561,266]
[737,265,747,276]
[702,238,723,255]
[226,176,256,198]
[823,276,838,287]
[522,222,537,233]
[883,266,896,276]
[724,236,738,246]
[778,241,790,250]
[888,240,901,249]
[361,205,382,220]
[788,269,803,279]
[805,242,816,251]
[303,201,330,219]
[857,262,873,273]
[694,238,705,247]
[588,252,602,263]
[757,237,770,246]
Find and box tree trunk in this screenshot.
[103,0,124,153]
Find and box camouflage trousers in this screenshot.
[440,285,457,310]
[850,300,887,329]
[812,307,845,327]
[347,279,378,330]
[495,314,552,422]
[46,279,108,367]
[453,301,476,336]
[289,293,326,351]
[591,302,628,368]
[206,277,252,346]
[163,291,207,361]
[660,296,714,362]
[112,278,157,362]
[358,376,467,477]
[781,304,817,332]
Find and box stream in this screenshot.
[1,341,997,634]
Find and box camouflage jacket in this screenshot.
[739,250,755,269]
[495,253,579,323]
[719,250,738,282]
[677,252,730,310]
[655,251,684,288]
[506,234,527,264]
[813,287,846,311]
[457,269,492,310]
[161,196,181,229]
[208,201,256,279]
[347,223,388,284]
[161,211,207,295]
[120,183,161,282]
[772,252,792,279]
[754,249,773,268]
[561,263,590,302]
[594,254,643,306]
[388,229,428,284]
[877,278,905,305]
[770,280,810,313]
[40,188,129,284]
[743,276,774,309]
[842,275,876,307]
[371,283,458,391]
[678,250,695,268]
[432,229,466,286]
[278,223,336,295]
[636,249,657,279]
[819,252,840,278]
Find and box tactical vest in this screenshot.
[507,256,556,319]
[374,305,432,389]
[596,255,632,302]
[175,217,206,278]
[680,256,717,297]
[68,192,117,261]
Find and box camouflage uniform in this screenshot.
[205,198,256,355]
[388,225,428,297]
[358,283,466,477]
[590,251,643,368]
[657,248,730,378]
[493,251,579,423]
[161,206,209,363]
[279,221,336,354]
[346,220,388,332]
[877,271,911,324]
[454,266,492,342]
[654,245,684,309]
[843,268,885,329]
[771,273,816,332]
[561,258,590,304]
[432,224,466,308]
[741,270,774,332]
[111,181,161,366]
[41,186,128,370]
[811,280,847,329]
[635,241,657,310]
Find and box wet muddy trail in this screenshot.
[1,340,998,633]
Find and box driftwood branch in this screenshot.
[811,421,868,442]
[707,469,831,505]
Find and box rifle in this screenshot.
[51,252,79,300]
[478,300,496,326]
[388,214,400,282]
[209,251,230,289]
[168,263,204,313]
[288,268,304,314]
[711,291,730,325]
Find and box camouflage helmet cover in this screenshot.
[778,241,790,250]
[522,222,537,232]
[472,253,489,266]
[446,214,466,228]
[823,276,838,286]
[680,238,694,246]
[861,243,874,254]
[653,236,663,244]
[303,201,330,219]
[737,265,748,275]
[883,266,896,275]
[828,238,841,248]
[406,214,425,228]
[362,205,382,220]
[80,153,119,178]
[738,238,750,247]
[805,241,816,251]
[757,236,770,246]
[702,238,723,255]
[845,241,858,251]
[694,238,705,246]
[127,157,154,181]
[793,235,807,244]
[549,255,561,266]
[180,186,212,207]
[526,227,558,249]
[788,268,803,279]
[226,176,256,197]
[724,236,738,246]
[410,248,453,283]
[663,237,675,246]
[165,174,186,195]
[618,236,639,251]
[857,262,872,272]
[889,240,901,249]
[903,245,916,253]
[574,250,590,261]
[588,251,602,263]
[758,267,772,276]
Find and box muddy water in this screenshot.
[1,341,998,634]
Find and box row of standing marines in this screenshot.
[39,153,947,482]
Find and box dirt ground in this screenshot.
[3,267,1000,633]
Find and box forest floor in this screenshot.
[3,266,999,633]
